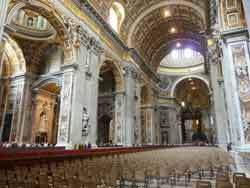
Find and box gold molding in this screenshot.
[62,0,129,61]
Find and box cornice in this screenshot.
[71,0,159,83]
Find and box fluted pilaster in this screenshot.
[242,0,250,35]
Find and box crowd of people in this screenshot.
[0,142,57,149]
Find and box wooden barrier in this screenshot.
[0,145,216,168]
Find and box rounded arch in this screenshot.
[6,0,74,64]
[6,1,68,40]
[98,59,124,92]
[31,76,62,91]
[2,35,26,76]
[170,75,210,98]
[127,0,207,46]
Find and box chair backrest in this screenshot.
[233,172,246,183]
[216,180,233,188]
[196,181,212,188]
[235,177,250,188]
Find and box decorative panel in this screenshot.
[221,0,246,30]
[231,43,250,144]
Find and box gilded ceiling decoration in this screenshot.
[88,0,209,70]
[41,83,61,94]
[129,4,207,68]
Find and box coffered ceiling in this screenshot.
[88,0,209,69]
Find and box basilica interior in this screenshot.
[0,0,250,187]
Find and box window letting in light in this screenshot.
[166,48,204,67]
[109,2,125,33]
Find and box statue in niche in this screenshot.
[39,102,48,133]
[37,102,49,143]
[109,119,114,143]
[27,17,34,27]
[82,107,90,136]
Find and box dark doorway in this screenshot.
[2,113,13,142]
[98,115,112,145]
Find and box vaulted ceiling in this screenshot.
[88,0,209,70]
[175,78,209,109]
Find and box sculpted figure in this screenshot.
[82,107,90,136]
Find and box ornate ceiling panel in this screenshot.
[88,0,209,69]
[130,4,207,68]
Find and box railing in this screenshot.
[0,144,217,168]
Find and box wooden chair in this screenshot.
[38,174,50,188]
[235,176,250,188]
[233,172,246,183]
[67,176,82,188]
[196,181,212,188]
[216,180,233,188]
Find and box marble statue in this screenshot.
[39,103,48,133]
[82,107,90,136]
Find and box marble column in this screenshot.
[134,79,142,145]
[143,106,154,144]
[114,91,126,145]
[208,39,231,146]
[7,75,28,143]
[57,67,75,148]
[242,0,250,35]
[123,64,138,146]
[221,36,250,148]
[57,23,103,148]
[17,75,34,143]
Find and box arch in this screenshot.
[170,75,210,98]
[6,1,73,63]
[31,76,62,91]
[127,0,207,46]
[108,2,125,33]
[6,1,68,40]
[2,35,26,76]
[98,59,124,92]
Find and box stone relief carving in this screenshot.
[63,16,103,53]
[115,93,124,143]
[58,74,72,143]
[231,43,250,144]
[39,102,49,133]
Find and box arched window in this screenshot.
[161,48,204,68]
[109,2,125,33]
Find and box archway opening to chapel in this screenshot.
[97,61,123,146]
[174,77,212,144]
[32,83,61,145]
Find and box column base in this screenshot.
[233,144,250,152]
[56,143,73,150]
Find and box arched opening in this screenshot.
[97,60,123,146]
[108,2,125,33]
[97,115,112,145]
[0,36,26,143]
[174,77,212,144]
[31,83,61,145]
[0,0,69,144]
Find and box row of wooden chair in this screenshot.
[196,172,250,188]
